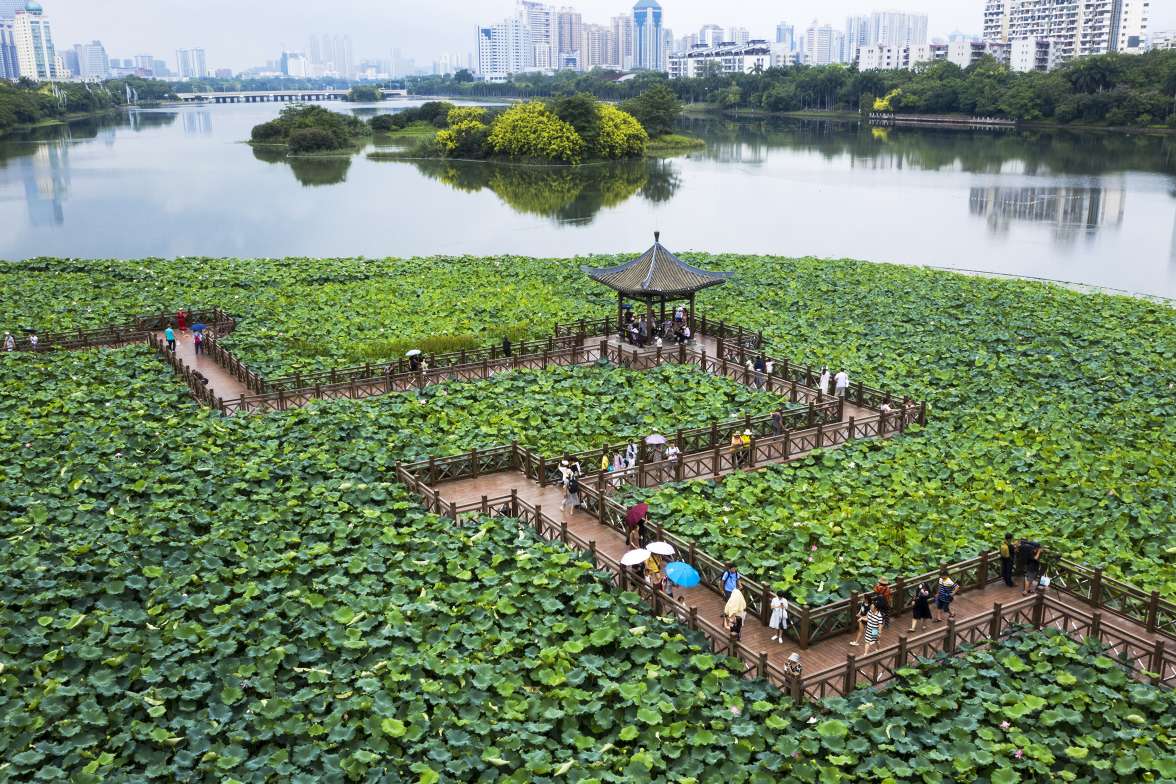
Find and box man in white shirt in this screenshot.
[834,369,850,398]
[818,366,831,396]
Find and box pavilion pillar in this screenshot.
[689,293,696,331]
[659,297,666,326]
[617,292,624,333]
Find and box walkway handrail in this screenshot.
[3,307,233,352]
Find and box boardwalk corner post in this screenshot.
[945,618,957,654]
[978,552,989,587]
[758,651,769,679]
[588,539,597,565]
[1146,591,1160,633]
[1032,591,1045,629]
[896,635,908,668]
[760,584,771,625]
[1090,568,1103,608]
[990,602,1003,638]
[843,654,857,695]
[799,604,811,650]
[1150,640,1166,686]
[1089,610,1101,641]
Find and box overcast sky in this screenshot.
[46,0,1176,71]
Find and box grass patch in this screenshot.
[646,133,706,155]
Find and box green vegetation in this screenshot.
[249,104,370,154]
[410,49,1176,129]
[621,83,683,137]
[368,101,455,133]
[344,85,382,102]
[4,255,1174,603]
[2,257,1176,780]
[0,77,177,136]
[645,133,707,155]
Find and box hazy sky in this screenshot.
[46,0,1176,71]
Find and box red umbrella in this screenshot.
[625,503,648,527]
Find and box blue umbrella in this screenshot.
[665,561,700,589]
[191,324,207,332]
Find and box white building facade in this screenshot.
[983,0,1148,63]
[13,1,57,80]
[668,41,773,78]
[176,48,207,79]
[1009,37,1057,71]
[856,43,932,70]
[74,40,109,80]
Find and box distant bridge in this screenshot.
[176,88,408,104]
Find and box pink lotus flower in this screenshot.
[1000,721,1010,730]
[729,706,741,716]
[1014,749,1023,759]
[808,556,814,562]
[811,544,818,551]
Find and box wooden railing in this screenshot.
[260,333,588,394]
[1044,556,1176,639]
[148,332,222,409]
[800,593,1175,703]
[5,308,234,352]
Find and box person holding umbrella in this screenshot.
[407,349,423,372]
[3,332,14,351]
[625,503,648,548]
[665,561,700,601]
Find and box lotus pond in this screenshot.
[1,327,1175,779]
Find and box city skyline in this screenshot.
[40,0,1176,73]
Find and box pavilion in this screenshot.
[581,232,732,330]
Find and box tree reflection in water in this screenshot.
[251,146,352,187]
[403,157,680,224]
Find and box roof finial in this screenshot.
[654,231,660,243]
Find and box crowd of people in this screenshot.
[622,306,693,348]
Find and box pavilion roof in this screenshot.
[581,233,732,298]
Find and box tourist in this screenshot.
[880,401,893,414]
[873,578,893,627]
[625,442,638,468]
[176,309,187,332]
[665,443,680,463]
[849,594,872,646]
[784,652,803,678]
[645,553,663,591]
[753,356,767,389]
[682,324,692,343]
[502,336,512,357]
[863,597,886,655]
[558,460,574,511]
[674,305,685,323]
[729,431,743,467]
[612,451,626,474]
[164,325,177,352]
[769,591,790,642]
[1000,532,1015,587]
[565,471,581,513]
[934,568,959,621]
[765,358,774,379]
[910,582,932,632]
[740,429,752,463]
[193,330,205,355]
[723,586,747,641]
[3,331,14,351]
[720,563,740,603]
[834,368,850,399]
[28,333,38,350]
[818,366,831,396]
[771,409,784,436]
[1020,538,1042,595]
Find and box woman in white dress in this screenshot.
[769,591,789,642]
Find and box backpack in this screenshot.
[1019,541,1040,561]
[567,476,579,494]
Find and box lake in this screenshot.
[1,100,1174,298]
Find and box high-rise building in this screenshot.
[610,14,634,68]
[556,6,582,56]
[152,59,168,76]
[581,23,611,69]
[280,50,309,77]
[856,43,933,70]
[633,0,663,70]
[699,24,724,47]
[333,35,354,78]
[1009,37,1058,71]
[176,48,207,79]
[983,0,1148,62]
[803,22,841,65]
[1151,30,1176,50]
[845,15,871,61]
[727,27,750,46]
[871,12,928,47]
[133,54,153,73]
[1,19,18,80]
[520,1,556,69]
[13,2,57,80]
[0,0,25,19]
[776,22,796,51]
[74,40,109,80]
[476,14,530,80]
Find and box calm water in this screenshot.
[2,101,1175,297]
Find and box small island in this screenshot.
[249,104,370,154]
[370,85,702,165]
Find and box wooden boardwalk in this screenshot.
[436,468,1166,683]
[156,329,251,401]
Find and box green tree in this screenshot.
[551,92,601,150]
[594,104,648,159]
[621,84,682,137]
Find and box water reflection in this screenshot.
[403,158,681,224]
[251,145,351,186]
[969,186,1125,240]
[678,117,1176,175]
[181,110,212,136]
[16,144,69,226]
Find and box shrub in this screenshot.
[287,127,339,154]
[250,120,285,142]
[595,104,647,159]
[368,114,400,132]
[486,101,585,164]
[621,84,681,137]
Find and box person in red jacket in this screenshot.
[176,309,187,332]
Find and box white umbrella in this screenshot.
[621,548,651,566]
[645,434,668,445]
[646,541,675,556]
[405,349,422,357]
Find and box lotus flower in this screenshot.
[1000,721,1010,730]
[1014,749,1023,759]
